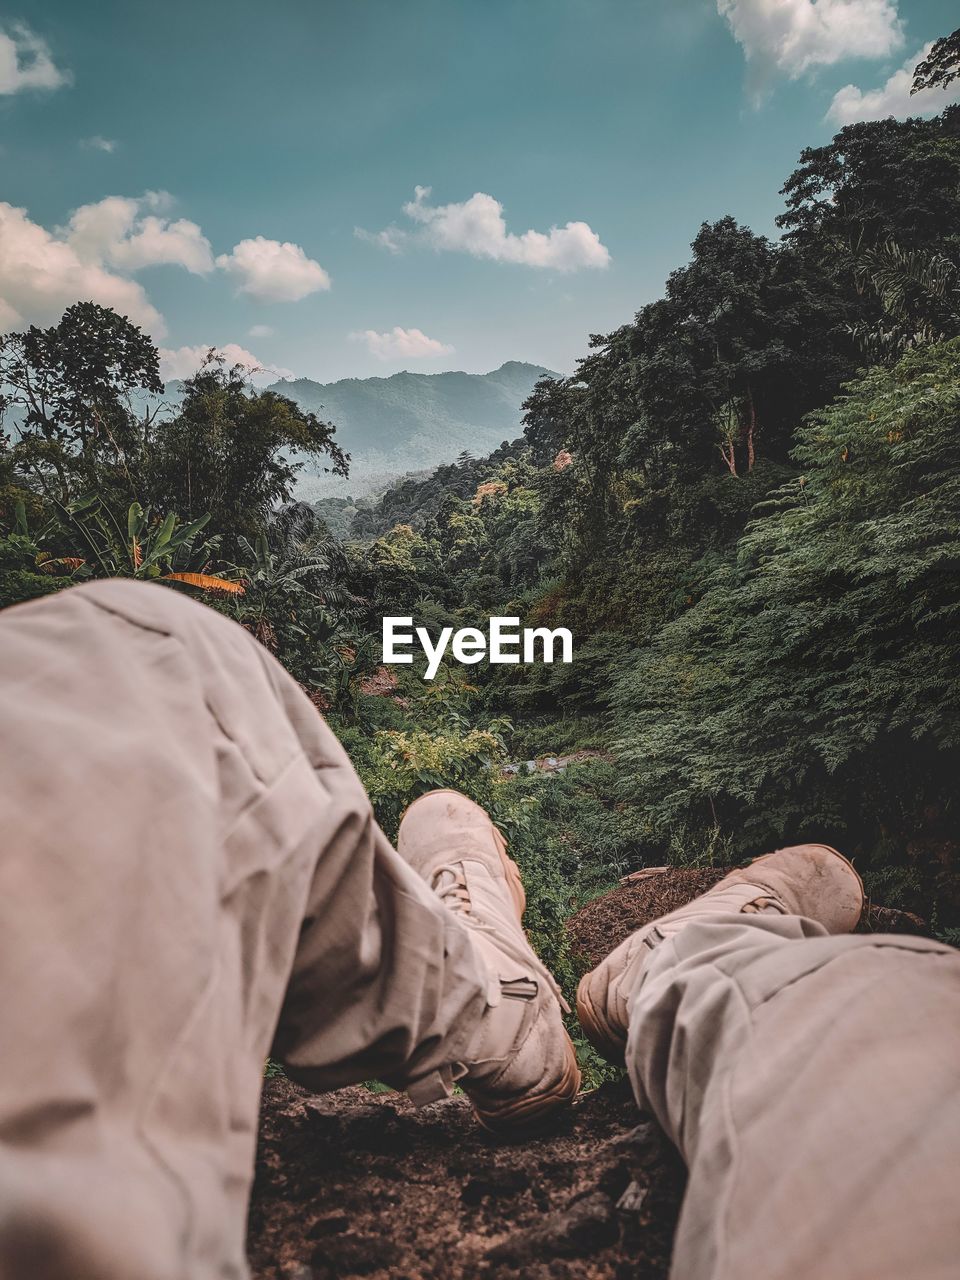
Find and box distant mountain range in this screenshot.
[264,361,556,499]
[7,360,556,503]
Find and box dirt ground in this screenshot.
[249,1076,685,1280]
[248,867,928,1279]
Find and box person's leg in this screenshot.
[630,920,960,1280]
[274,790,581,1124]
[0,581,571,1280]
[393,790,581,1130]
[0,580,490,1278]
[578,850,960,1280]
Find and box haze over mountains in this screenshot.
[264,361,556,499]
[7,359,556,502]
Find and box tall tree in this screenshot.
[521,375,573,468]
[622,219,850,480]
[147,355,348,550]
[777,115,960,261]
[0,303,163,502]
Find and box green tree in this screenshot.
[614,340,960,922]
[0,303,162,503]
[777,114,960,262]
[912,28,960,94]
[146,355,348,551]
[226,503,358,678]
[521,375,573,468]
[526,220,852,509]
[626,218,851,480]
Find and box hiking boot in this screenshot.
[576,844,865,1066]
[397,789,581,1134]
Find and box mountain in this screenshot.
[7,360,556,503]
[263,361,556,499]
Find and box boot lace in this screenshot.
[432,866,474,916]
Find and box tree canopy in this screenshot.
[146,356,348,549]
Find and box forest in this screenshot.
[2,35,960,1060]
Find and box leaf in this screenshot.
[68,493,101,515]
[127,502,144,540]
[174,514,212,545]
[38,556,86,575]
[163,572,245,595]
[154,510,177,551]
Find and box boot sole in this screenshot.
[575,972,627,1067]
[476,796,581,1130]
[483,818,582,1130]
[472,1033,582,1135]
[491,825,527,921]
[812,843,867,922]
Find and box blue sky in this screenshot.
[1,0,958,383]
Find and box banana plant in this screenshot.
[4,498,88,582]
[52,494,244,594]
[228,504,357,621]
[222,507,365,693]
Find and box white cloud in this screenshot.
[65,193,214,274]
[0,201,164,336]
[354,225,407,254]
[827,42,960,124]
[158,343,293,384]
[215,236,331,302]
[359,185,610,272]
[350,326,455,361]
[0,23,69,95]
[0,194,331,347]
[718,0,904,96]
[80,136,118,153]
[248,323,274,338]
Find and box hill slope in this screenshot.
[264,361,556,499]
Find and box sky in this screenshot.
[1,0,958,384]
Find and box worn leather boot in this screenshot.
[576,844,865,1065]
[397,789,580,1134]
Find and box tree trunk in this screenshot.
[718,439,738,476]
[744,388,756,473]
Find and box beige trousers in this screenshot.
[628,916,960,1280]
[2,582,958,1278]
[0,581,487,1280]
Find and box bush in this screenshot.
[614,340,960,924]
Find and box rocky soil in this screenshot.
[248,867,929,1279]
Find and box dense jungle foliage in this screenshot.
[2,41,960,1034]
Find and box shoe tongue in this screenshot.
[462,859,520,930]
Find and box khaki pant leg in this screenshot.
[0,581,484,1280]
[625,917,960,1280]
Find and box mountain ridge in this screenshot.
[263,360,557,498]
